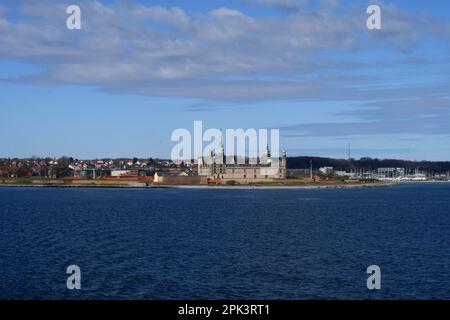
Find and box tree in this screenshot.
[53,157,72,178]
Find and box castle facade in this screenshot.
[198,144,287,184]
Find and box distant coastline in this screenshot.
[0,181,398,190]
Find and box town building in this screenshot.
[153,171,207,185]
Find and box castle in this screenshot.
[198,142,287,184]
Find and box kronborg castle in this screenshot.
[198,143,287,184]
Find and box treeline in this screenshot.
[287,157,450,173]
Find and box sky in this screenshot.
[0,0,450,161]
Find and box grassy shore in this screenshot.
[0,177,394,189]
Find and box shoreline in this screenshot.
[0,182,396,190]
[1,181,448,190]
[157,182,396,190]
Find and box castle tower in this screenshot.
[281,148,287,179]
[261,144,271,164]
[216,136,226,165]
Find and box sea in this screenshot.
[0,184,449,300]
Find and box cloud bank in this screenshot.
[0,0,450,137]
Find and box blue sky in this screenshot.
[0,0,450,160]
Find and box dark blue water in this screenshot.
[1,184,449,300]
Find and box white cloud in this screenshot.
[0,0,448,102]
[210,7,246,18]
